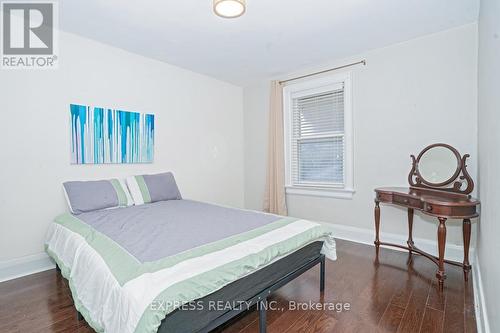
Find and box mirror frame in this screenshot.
[408,143,474,196]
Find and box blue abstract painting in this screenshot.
[70,104,154,164]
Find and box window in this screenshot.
[283,73,354,199]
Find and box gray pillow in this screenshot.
[126,172,182,205]
[63,179,133,214]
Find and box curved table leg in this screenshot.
[407,208,414,255]
[463,218,472,281]
[374,201,380,255]
[437,217,447,291]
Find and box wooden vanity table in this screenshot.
[374,144,479,290]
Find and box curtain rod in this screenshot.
[279,60,366,85]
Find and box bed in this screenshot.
[45,198,336,333]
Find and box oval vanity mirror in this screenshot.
[417,144,460,186]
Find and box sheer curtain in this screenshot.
[263,81,288,216]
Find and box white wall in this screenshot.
[0,31,244,264]
[477,0,500,331]
[244,24,478,249]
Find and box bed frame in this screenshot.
[58,254,326,333]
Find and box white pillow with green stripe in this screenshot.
[126,172,182,205]
[115,179,134,207]
[63,178,133,215]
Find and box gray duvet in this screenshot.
[76,200,280,263]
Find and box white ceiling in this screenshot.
[58,0,479,86]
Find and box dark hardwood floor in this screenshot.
[0,240,476,333]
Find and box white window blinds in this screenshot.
[291,84,345,187]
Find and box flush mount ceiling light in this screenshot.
[213,0,246,18]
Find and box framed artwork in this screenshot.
[70,104,154,164]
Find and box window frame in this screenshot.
[283,72,354,199]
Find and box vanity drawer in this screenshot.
[393,195,422,208]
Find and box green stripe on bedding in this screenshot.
[54,214,141,284]
[135,175,152,204]
[139,216,298,274]
[109,179,127,206]
[53,214,300,285]
[134,223,327,333]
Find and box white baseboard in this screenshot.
[0,223,471,282]
[472,252,491,333]
[0,252,55,283]
[323,222,472,263]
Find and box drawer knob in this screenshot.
[427,204,433,212]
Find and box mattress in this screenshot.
[45,200,336,333]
